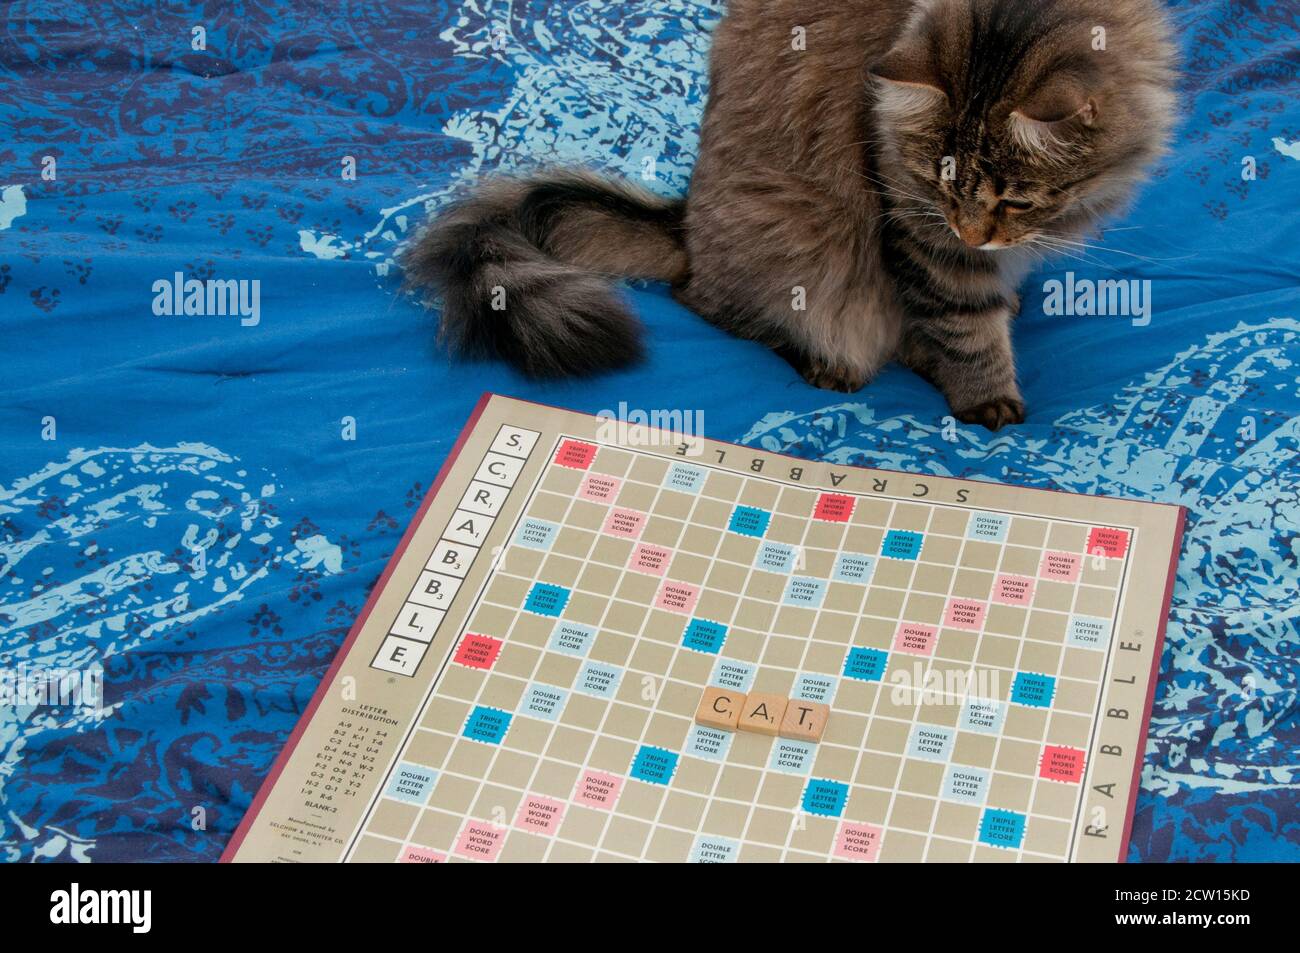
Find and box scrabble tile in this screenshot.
[695,686,746,731]
[779,700,830,743]
[737,692,788,736]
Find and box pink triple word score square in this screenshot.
[454,822,505,861]
[834,822,883,862]
[554,439,598,470]
[993,574,1036,605]
[1087,526,1130,559]
[454,633,503,670]
[602,507,646,539]
[1039,550,1081,582]
[655,580,700,615]
[630,542,672,576]
[894,622,937,655]
[1039,745,1086,783]
[813,493,855,522]
[943,599,987,630]
[514,794,566,836]
[579,472,621,502]
[575,770,624,810]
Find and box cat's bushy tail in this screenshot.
[403,170,688,377]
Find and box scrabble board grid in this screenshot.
[356,437,1132,863]
[223,394,1183,864]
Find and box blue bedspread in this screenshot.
[1,0,1296,862]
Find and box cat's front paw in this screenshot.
[955,396,1025,431]
[800,359,867,393]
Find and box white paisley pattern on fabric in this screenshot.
[299,0,722,272]
[0,446,345,861]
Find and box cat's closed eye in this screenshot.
[999,199,1035,212]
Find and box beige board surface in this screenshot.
[224,394,1184,863]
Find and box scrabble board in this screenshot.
[223,394,1185,863]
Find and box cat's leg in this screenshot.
[774,342,873,394]
[799,281,904,394]
[675,264,901,395]
[776,309,901,395]
[675,283,894,394]
[898,308,1025,430]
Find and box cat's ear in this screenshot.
[1009,78,1099,155]
[870,39,943,92]
[870,37,947,120]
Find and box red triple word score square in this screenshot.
[814,493,855,522]
[454,633,503,670]
[555,439,598,470]
[1086,526,1131,560]
[1039,744,1086,783]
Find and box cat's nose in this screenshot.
[950,210,993,248]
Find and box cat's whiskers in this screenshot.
[834,137,892,154]
[1023,238,1121,272]
[849,177,922,206]
[1034,231,1193,266]
[866,197,943,226]
[1019,241,1051,267]
[862,168,937,203]
[883,210,946,226]
[1029,241,1164,271]
[843,165,936,207]
[879,208,949,235]
[887,214,947,225]
[881,205,945,220]
[859,165,919,186]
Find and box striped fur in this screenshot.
[404,0,1176,429]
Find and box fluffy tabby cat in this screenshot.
[405,0,1177,430]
